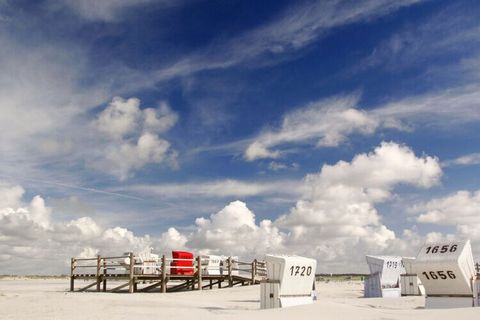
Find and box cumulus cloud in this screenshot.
[95,98,178,140]
[95,97,142,139]
[271,142,441,267]
[91,97,178,180]
[185,201,284,257]
[245,94,379,160]
[102,133,175,180]
[154,227,188,253]
[0,182,152,274]
[0,143,457,274]
[157,142,443,271]
[0,182,24,208]
[414,190,480,240]
[143,102,178,134]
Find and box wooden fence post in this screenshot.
[197,256,202,291]
[129,252,134,293]
[103,258,107,292]
[228,257,233,287]
[96,255,101,291]
[251,259,257,285]
[161,255,167,293]
[70,258,75,292]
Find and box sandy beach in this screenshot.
[0,279,478,320]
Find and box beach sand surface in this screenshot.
[0,279,479,319]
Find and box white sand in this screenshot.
[0,279,478,319]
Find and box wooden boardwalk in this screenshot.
[70,253,266,293]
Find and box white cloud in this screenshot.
[241,84,480,161]
[154,227,188,253]
[1,143,471,274]
[124,179,305,199]
[268,162,288,171]
[63,217,103,240]
[274,142,441,267]
[245,142,281,161]
[95,97,142,139]
[153,142,443,271]
[372,85,480,127]
[0,33,107,158]
[442,153,480,167]
[57,0,173,22]
[245,94,379,160]
[360,4,480,72]
[0,182,24,208]
[154,0,424,81]
[0,182,152,274]
[95,98,178,140]
[414,190,480,241]
[186,201,284,257]
[143,102,178,134]
[90,97,178,180]
[28,196,52,230]
[101,133,175,180]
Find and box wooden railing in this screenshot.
[70,253,266,293]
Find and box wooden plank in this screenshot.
[168,280,192,292]
[197,256,202,291]
[74,257,98,261]
[204,280,220,290]
[110,282,130,292]
[101,255,129,260]
[96,255,101,292]
[70,258,75,292]
[128,252,134,293]
[102,259,107,292]
[251,259,256,285]
[78,281,98,292]
[228,257,233,287]
[138,281,163,292]
[161,255,167,293]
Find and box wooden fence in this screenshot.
[70,253,266,294]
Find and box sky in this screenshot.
[1,0,480,274]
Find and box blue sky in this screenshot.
[1,0,480,274]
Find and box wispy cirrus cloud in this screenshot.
[358,2,480,73]
[442,153,480,167]
[121,179,305,199]
[153,0,425,81]
[372,84,480,126]
[244,94,379,161]
[242,84,480,161]
[49,0,189,22]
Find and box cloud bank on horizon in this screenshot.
[1,0,480,274]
